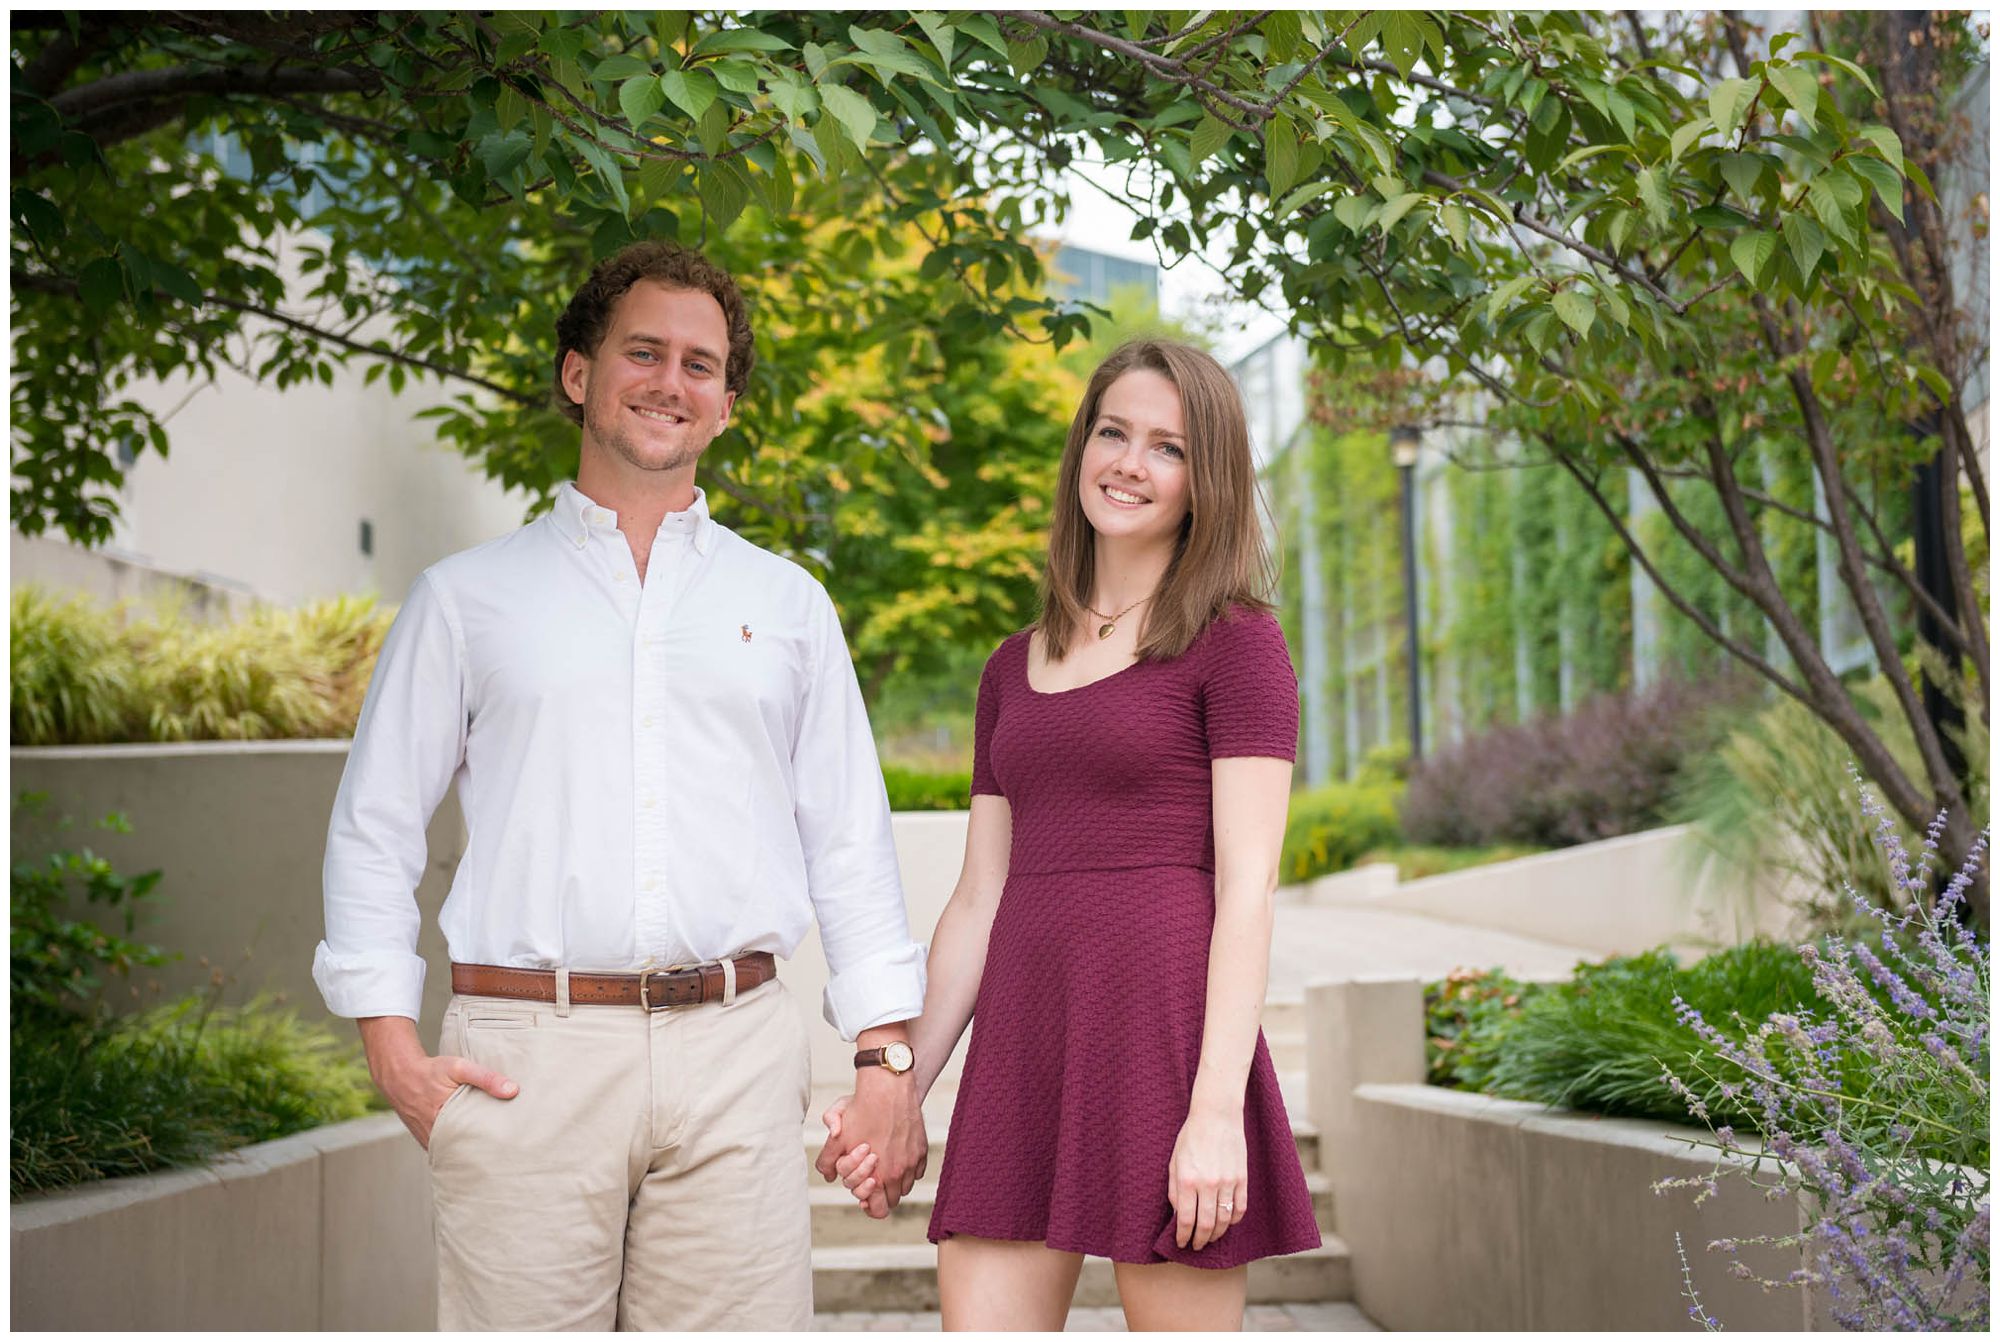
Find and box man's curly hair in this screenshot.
[552,242,756,424]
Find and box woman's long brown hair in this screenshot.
[1036,339,1277,664]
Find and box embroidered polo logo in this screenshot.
[741,624,753,642]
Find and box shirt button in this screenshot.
[614,573,630,584]
[641,796,655,809]
[642,877,658,892]
[641,715,655,728]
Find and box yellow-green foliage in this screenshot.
[10,587,393,744]
[1279,781,1404,884]
[10,588,137,744]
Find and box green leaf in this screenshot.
[709,60,763,96]
[1265,113,1300,199]
[1913,365,1952,403]
[1607,88,1638,142]
[1333,193,1375,232]
[953,13,1010,60]
[1377,192,1426,232]
[636,157,678,207]
[1858,125,1904,173]
[819,83,878,152]
[575,140,631,215]
[476,130,534,182]
[696,100,731,157]
[1847,156,1905,222]
[619,75,666,129]
[1780,211,1826,279]
[1689,204,1752,229]
[1669,115,1711,163]
[1552,289,1595,337]
[1190,113,1231,168]
[1718,152,1766,204]
[151,263,204,306]
[592,54,654,82]
[660,68,719,121]
[1635,167,1669,226]
[696,161,749,233]
[912,12,956,69]
[1767,64,1819,130]
[1275,180,1338,223]
[1793,49,1879,97]
[1487,274,1535,322]
[12,189,65,252]
[689,27,793,58]
[1707,79,1756,137]
[1729,230,1777,285]
[79,256,125,313]
[1441,202,1469,250]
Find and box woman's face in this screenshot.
[1077,368,1191,548]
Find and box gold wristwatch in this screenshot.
[854,1041,916,1075]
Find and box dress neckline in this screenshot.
[1019,629,1145,697]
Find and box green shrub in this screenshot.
[1279,781,1403,884]
[1425,966,1543,1091]
[10,801,171,1023]
[9,587,394,744]
[12,995,379,1196]
[1441,940,1879,1137]
[882,765,972,812]
[10,804,380,1197]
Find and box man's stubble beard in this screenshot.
[586,402,710,476]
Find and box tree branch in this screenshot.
[1551,450,1811,701]
[10,268,533,406]
[49,63,380,126]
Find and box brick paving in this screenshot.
[812,1302,1380,1331]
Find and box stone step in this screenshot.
[809,1173,1335,1249]
[811,1236,1352,1313]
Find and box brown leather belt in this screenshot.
[450,953,777,1010]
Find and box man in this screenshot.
[314,242,927,1330]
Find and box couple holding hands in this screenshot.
[314,241,1317,1332]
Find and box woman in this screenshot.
[825,339,1318,1329]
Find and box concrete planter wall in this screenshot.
[1297,824,1805,958]
[1304,977,1835,1331]
[11,744,971,1091]
[10,1114,432,1331]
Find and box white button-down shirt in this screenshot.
[313,482,926,1038]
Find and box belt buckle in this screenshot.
[638,965,701,1011]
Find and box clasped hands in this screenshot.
[815,1071,926,1219]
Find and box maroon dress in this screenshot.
[927,607,1322,1268]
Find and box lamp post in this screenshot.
[1391,426,1423,762]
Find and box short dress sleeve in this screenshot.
[1199,609,1301,761]
[969,636,1013,797]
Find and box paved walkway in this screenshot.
[1266,902,1596,995]
[815,1302,1379,1330]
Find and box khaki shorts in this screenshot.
[428,976,814,1330]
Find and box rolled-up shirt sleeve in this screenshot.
[792,586,927,1040]
[313,570,466,1020]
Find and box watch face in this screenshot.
[885,1041,915,1073]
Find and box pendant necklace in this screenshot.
[1085,593,1153,641]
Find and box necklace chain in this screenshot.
[1085,593,1153,640]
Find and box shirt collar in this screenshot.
[551,482,715,555]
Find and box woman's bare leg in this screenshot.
[1113,1260,1248,1332]
[937,1235,1085,1331]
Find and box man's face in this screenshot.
[562,280,738,477]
